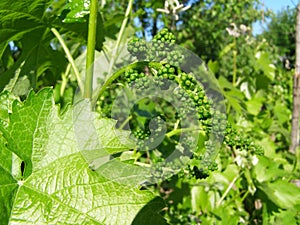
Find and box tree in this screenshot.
[290,3,300,153]
[260,6,296,66]
[176,0,262,61]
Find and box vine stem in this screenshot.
[216,173,241,207]
[92,0,134,105]
[107,0,134,77]
[166,127,203,138]
[60,64,71,96]
[92,61,156,106]
[51,28,84,92]
[232,38,237,86]
[84,0,98,99]
[226,38,237,115]
[119,115,132,129]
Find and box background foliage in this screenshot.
[0,0,300,224]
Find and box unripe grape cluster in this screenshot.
[156,63,176,80]
[224,123,264,155]
[133,116,166,151]
[127,38,147,60]
[124,69,145,83]
[153,28,176,43]
[127,28,184,66]
[98,28,264,181]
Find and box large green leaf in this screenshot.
[60,13,105,51]
[257,180,300,209]
[0,0,67,90]
[0,88,165,224]
[218,76,245,114]
[0,0,50,47]
[0,133,20,225]
[253,156,300,209]
[252,156,289,183]
[0,0,107,91]
[254,51,275,81]
[0,91,20,225]
[9,153,156,224]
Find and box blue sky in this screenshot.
[253,0,296,34]
[264,0,295,11]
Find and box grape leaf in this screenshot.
[0,135,19,225]
[0,0,106,90]
[0,0,50,52]
[9,153,156,224]
[0,88,166,224]
[0,0,67,90]
[0,91,21,225]
[257,180,300,209]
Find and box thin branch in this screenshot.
[60,63,71,96]
[92,0,134,105]
[107,0,134,77]
[92,61,149,105]
[216,174,240,207]
[166,127,203,138]
[50,28,84,92]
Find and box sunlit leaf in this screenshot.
[0,88,164,224]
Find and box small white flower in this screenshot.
[226,23,240,37]
[239,24,248,33]
[234,150,247,168]
[251,155,259,166]
[157,0,170,14]
[226,23,250,37]
[157,0,191,20]
[235,155,245,167]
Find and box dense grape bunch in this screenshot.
[97,28,263,183]
[127,28,184,66]
[127,38,147,60]
[153,28,176,43]
[224,123,264,155]
[124,69,145,83]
